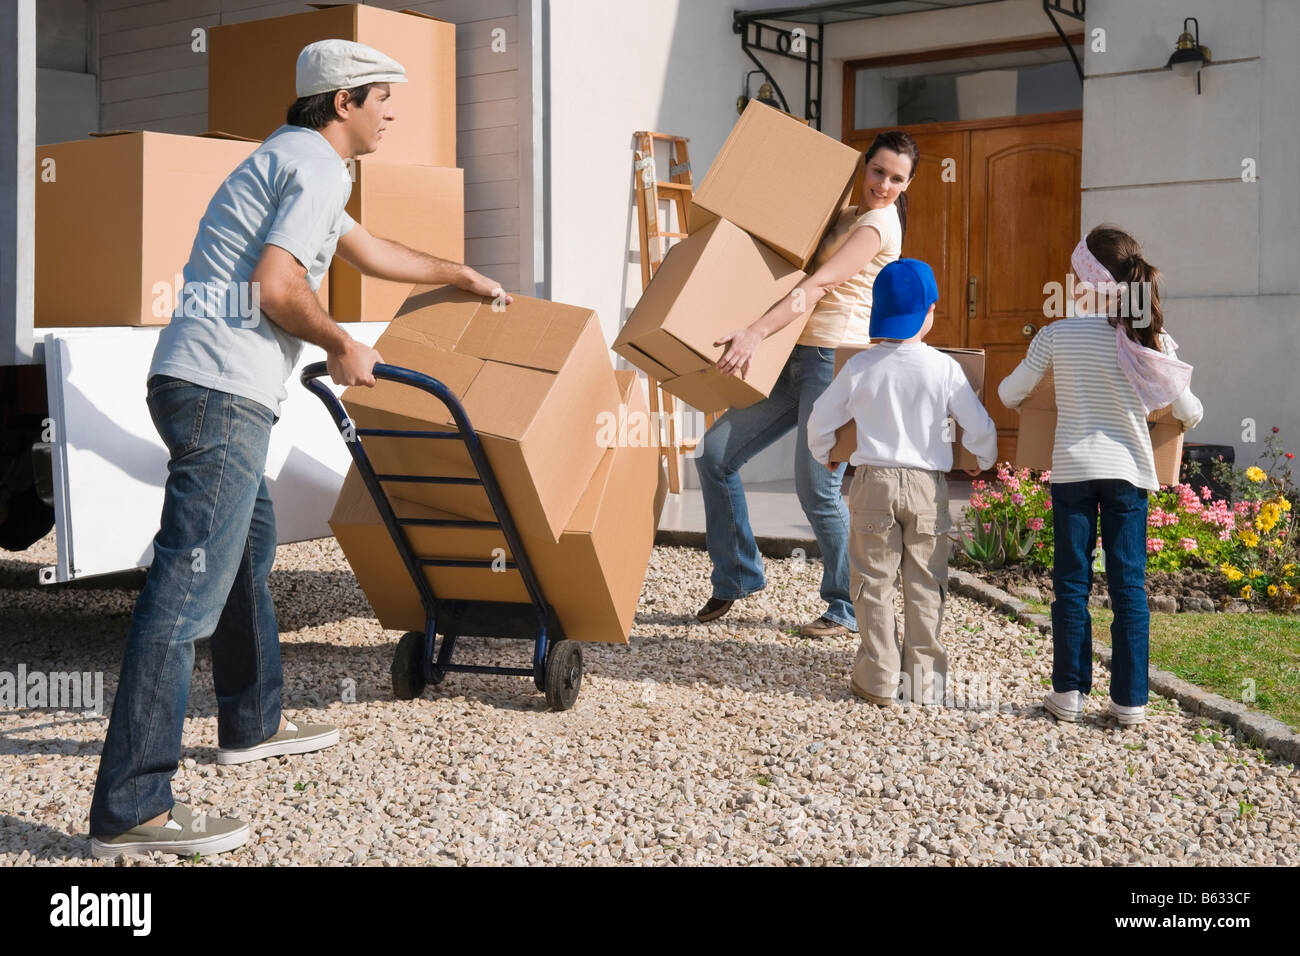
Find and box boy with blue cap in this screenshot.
[807,259,997,706]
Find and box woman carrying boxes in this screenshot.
[694,131,918,637]
[998,225,1203,726]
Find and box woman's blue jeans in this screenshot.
[696,345,856,630]
[1049,479,1150,706]
[89,376,284,837]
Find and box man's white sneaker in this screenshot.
[217,717,339,766]
[1108,699,1147,725]
[1043,690,1085,722]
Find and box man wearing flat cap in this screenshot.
[89,39,510,859]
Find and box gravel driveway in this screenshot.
[1,535,1296,866]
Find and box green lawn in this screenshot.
[1019,601,1300,732]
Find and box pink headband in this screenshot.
[1071,237,1114,290]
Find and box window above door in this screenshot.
[846,34,1084,132]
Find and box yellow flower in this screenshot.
[1255,503,1281,532]
[1268,584,1279,597]
[1249,568,1265,579]
[1269,538,1284,550]
[1240,584,1253,599]
[1282,498,1293,512]
[1285,563,1298,575]
[1239,530,1260,548]
[1220,563,1244,581]
[1246,467,1266,483]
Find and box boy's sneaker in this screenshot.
[1108,699,1147,725]
[850,680,898,707]
[1043,690,1085,722]
[89,804,248,860]
[216,717,339,766]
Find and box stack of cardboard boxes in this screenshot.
[330,287,667,643]
[33,4,460,327]
[614,102,862,413]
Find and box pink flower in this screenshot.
[1219,528,1233,541]
[1028,517,1044,531]
[1007,477,1021,492]
[1041,470,1052,482]
[996,467,1011,482]
[1011,493,1025,506]
[1147,538,1164,553]
[1201,487,1213,501]
[1045,500,1053,510]
[983,522,993,532]
[990,490,1004,502]
[969,494,985,510]
[1180,537,1197,551]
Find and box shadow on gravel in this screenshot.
[0,814,93,862]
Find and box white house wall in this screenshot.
[1084,0,1300,467]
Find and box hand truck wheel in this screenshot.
[392,631,428,700]
[543,639,583,711]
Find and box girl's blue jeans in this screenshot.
[1049,478,1150,706]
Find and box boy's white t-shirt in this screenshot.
[806,341,999,471]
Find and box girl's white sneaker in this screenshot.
[1043,690,1084,722]
[1108,699,1147,725]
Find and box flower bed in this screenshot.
[957,432,1299,613]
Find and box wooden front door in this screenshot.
[848,113,1082,466]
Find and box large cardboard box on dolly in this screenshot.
[613,217,812,413]
[34,131,265,328]
[208,3,456,167]
[829,346,988,471]
[328,161,464,323]
[1014,370,1185,485]
[341,288,622,542]
[688,101,861,269]
[329,371,668,643]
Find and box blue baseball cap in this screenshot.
[869,258,939,340]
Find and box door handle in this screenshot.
[967,275,976,319]
[1023,323,1038,338]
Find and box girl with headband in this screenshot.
[998,225,1203,726]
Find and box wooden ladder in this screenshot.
[631,130,719,494]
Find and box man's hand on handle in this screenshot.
[327,337,383,388]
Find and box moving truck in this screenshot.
[0,3,375,583]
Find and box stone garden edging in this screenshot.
[948,568,1300,765]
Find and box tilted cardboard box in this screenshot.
[614,218,811,413]
[328,161,465,323]
[1014,369,1185,485]
[830,346,988,471]
[689,101,861,269]
[34,131,266,327]
[341,288,621,542]
[329,371,668,643]
[208,3,456,167]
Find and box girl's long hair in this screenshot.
[863,130,919,241]
[1085,224,1164,350]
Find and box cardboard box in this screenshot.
[689,101,861,269]
[614,217,811,412]
[329,371,667,642]
[1014,370,1185,485]
[208,3,455,167]
[34,131,259,327]
[829,346,987,471]
[342,288,621,541]
[329,161,464,322]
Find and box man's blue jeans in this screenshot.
[1050,479,1150,707]
[696,345,855,630]
[89,376,283,837]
